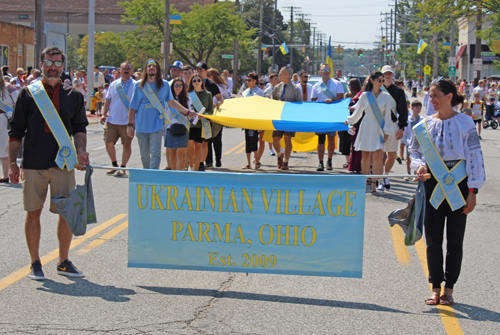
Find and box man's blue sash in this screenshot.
[115,79,130,110]
[366,91,385,144]
[0,97,13,114]
[381,85,398,118]
[166,104,190,130]
[143,82,172,126]
[27,81,78,171]
[318,81,336,100]
[188,91,212,139]
[413,119,467,211]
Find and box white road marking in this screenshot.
[93,146,106,151]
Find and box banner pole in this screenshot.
[75,165,429,179]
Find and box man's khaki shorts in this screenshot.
[22,167,76,214]
[104,122,132,146]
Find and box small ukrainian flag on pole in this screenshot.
[280,42,289,55]
[417,39,428,55]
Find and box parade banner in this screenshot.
[128,170,365,278]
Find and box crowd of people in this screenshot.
[0,47,488,307]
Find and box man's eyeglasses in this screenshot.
[320,69,330,73]
[192,79,202,83]
[43,60,63,68]
[300,76,308,78]
[174,84,184,88]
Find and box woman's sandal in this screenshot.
[439,294,454,306]
[255,162,262,169]
[242,165,251,169]
[343,162,349,168]
[425,293,440,305]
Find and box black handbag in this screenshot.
[170,123,187,135]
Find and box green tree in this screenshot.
[77,32,127,67]
[119,0,253,69]
[66,34,85,71]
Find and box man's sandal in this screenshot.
[425,293,440,305]
[439,294,454,306]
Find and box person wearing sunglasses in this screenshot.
[100,61,136,176]
[377,65,408,192]
[8,47,90,280]
[128,59,192,170]
[241,72,265,170]
[411,78,485,306]
[186,74,213,171]
[164,78,192,170]
[345,71,393,193]
[311,64,345,172]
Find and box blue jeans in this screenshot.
[136,130,163,169]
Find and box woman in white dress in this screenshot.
[346,71,394,193]
[412,78,485,306]
[0,75,19,182]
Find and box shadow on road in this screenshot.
[138,286,409,314]
[452,303,500,322]
[37,278,135,302]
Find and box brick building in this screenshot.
[0,21,35,70]
[0,0,215,40]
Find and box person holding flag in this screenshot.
[377,65,408,192]
[100,61,136,176]
[311,64,344,171]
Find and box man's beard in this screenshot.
[43,69,61,80]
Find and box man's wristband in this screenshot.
[127,123,134,127]
[469,188,478,194]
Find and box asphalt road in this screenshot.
[0,96,499,334]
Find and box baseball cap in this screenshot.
[195,62,208,70]
[381,65,394,74]
[169,60,184,69]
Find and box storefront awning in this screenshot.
[456,45,467,69]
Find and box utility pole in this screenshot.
[450,13,456,83]
[474,12,482,86]
[34,0,44,70]
[86,0,95,110]
[257,0,264,76]
[163,0,170,78]
[289,7,294,68]
[271,0,277,74]
[433,31,438,78]
[233,0,240,94]
[390,9,393,64]
[312,27,316,74]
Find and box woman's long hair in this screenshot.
[364,72,383,92]
[140,59,163,89]
[431,78,465,107]
[188,74,205,93]
[171,77,189,109]
[346,78,361,98]
[207,68,228,89]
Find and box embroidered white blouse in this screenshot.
[409,113,485,189]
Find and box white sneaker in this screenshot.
[377,180,385,192]
[384,178,391,190]
[269,148,276,156]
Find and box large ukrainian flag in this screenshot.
[204,96,350,151]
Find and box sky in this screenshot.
[276,0,395,50]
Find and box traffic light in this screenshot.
[381,46,385,53]
[386,49,391,57]
[357,49,363,57]
[373,63,376,68]
[361,62,364,67]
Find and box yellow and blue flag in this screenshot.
[170,15,181,25]
[417,39,428,55]
[326,36,334,78]
[279,42,289,55]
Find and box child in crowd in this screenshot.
[103,83,109,100]
[403,100,423,181]
[95,86,104,116]
[471,92,484,139]
[461,100,472,117]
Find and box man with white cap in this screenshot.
[168,60,184,85]
[379,65,408,191]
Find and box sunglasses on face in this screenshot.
[193,79,202,83]
[258,83,265,86]
[43,60,63,67]
[174,84,184,88]
[320,69,330,73]
[376,79,384,83]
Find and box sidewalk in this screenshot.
[86,111,101,124]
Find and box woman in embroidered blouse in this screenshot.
[346,72,394,193]
[411,78,485,306]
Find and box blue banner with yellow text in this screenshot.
[128,170,365,277]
